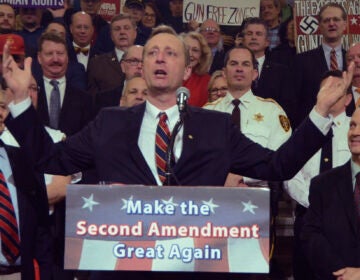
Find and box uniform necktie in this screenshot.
[155,112,171,183]
[74,46,89,56]
[231,99,241,128]
[49,79,60,129]
[330,49,338,70]
[319,138,332,173]
[0,169,20,264]
[354,173,360,221]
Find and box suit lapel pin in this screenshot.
[188,134,194,140]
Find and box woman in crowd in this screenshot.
[182,31,212,107]
[138,2,163,44]
[207,70,228,102]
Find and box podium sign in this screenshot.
[64,185,270,273]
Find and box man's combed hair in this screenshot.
[147,25,191,67]
[319,3,347,21]
[224,46,259,70]
[38,32,67,52]
[110,13,137,29]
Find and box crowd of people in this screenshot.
[0,0,359,279]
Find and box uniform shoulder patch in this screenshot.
[279,115,291,132]
[203,97,224,107]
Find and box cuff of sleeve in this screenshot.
[309,107,333,135]
[8,98,32,118]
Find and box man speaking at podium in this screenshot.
[2,25,354,280]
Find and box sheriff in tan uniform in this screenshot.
[204,90,291,186]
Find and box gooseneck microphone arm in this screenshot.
[164,87,190,186]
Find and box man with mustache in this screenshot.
[87,13,137,97]
[0,4,15,34]
[241,17,296,124]
[35,31,93,280]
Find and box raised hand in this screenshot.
[2,40,32,104]
[315,61,355,117]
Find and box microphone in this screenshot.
[176,87,190,113]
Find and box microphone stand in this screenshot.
[164,110,187,186]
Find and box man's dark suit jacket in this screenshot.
[346,91,356,117]
[253,57,296,124]
[6,103,331,279]
[302,161,360,280]
[93,85,123,114]
[87,50,125,97]
[4,145,51,280]
[36,78,93,136]
[294,46,347,127]
[7,103,329,185]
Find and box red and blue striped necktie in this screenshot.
[155,112,171,183]
[0,169,20,264]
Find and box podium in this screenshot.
[64,184,270,273]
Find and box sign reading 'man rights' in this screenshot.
[0,0,63,8]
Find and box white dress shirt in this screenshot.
[138,101,183,185]
[73,42,91,70]
[284,112,351,207]
[322,43,343,70]
[43,76,66,109]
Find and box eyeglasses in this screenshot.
[209,87,228,94]
[144,13,155,18]
[200,27,220,33]
[122,58,142,66]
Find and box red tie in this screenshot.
[330,49,338,70]
[155,113,171,183]
[0,170,20,264]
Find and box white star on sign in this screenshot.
[162,196,178,207]
[82,194,99,212]
[242,200,258,214]
[121,195,133,210]
[351,17,358,25]
[202,198,219,214]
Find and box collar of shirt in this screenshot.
[224,90,254,110]
[256,55,266,76]
[351,160,360,189]
[115,48,125,62]
[0,128,19,147]
[145,101,180,131]
[43,76,66,107]
[322,43,343,70]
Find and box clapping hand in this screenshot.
[315,61,355,117]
